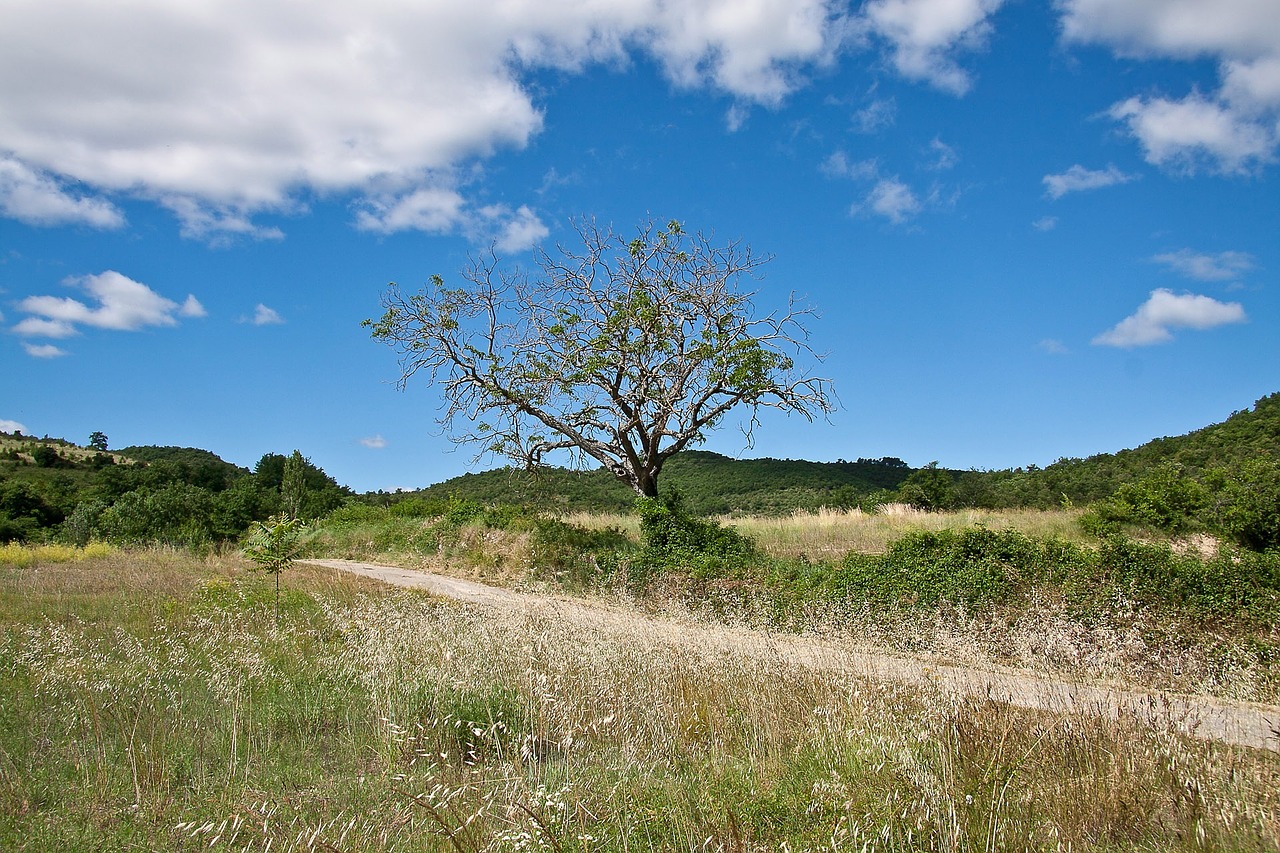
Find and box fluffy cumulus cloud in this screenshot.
[0,419,29,434]
[858,0,1006,95]
[1093,288,1247,347]
[13,271,204,346]
[861,177,923,223]
[0,0,844,240]
[1042,164,1136,199]
[1153,249,1255,281]
[1060,0,1280,172]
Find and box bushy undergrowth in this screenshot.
[3,552,1277,851]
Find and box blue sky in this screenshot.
[2,0,1278,493]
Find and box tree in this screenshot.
[242,515,306,624]
[366,218,834,498]
[280,450,308,520]
[88,431,109,452]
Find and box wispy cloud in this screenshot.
[820,151,879,180]
[1093,288,1247,348]
[1042,164,1136,199]
[13,271,203,345]
[359,435,388,449]
[1032,216,1058,231]
[854,97,897,132]
[1038,338,1069,355]
[22,342,68,358]
[1152,249,1255,281]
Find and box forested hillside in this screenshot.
[384,451,914,515]
[954,392,1280,509]
[0,435,349,545]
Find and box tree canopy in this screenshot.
[367,218,835,497]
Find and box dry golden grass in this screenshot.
[561,505,1088,559]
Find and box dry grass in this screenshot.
[726,505,1089,559]
[2,550,1278,851]
[560,505,1088,559]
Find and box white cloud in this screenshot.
[355,186,468,235]
[1033,216,1058,231]
[858,0,1006,95]
[250,305,285,326]
[1109,94,1275,173]
[0,156,124,229]
[1153,249,1255,281]
[0,0,845,238]
[359,435,388,449]
[860,177,922,223]
[0,419,28,434]
[1043,164,1136,199]
[179,295,208,318]
[1059,0,1280,62]
[23,342,68,359]
[1092,288,1246,347]
[15,271,199,339]
[1038,338,1070,354]
[483,205,551,253]
[1059,0,1280,172]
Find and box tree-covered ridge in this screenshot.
[953,393,1280,509]
[394,451,914,516]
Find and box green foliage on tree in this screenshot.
[367,217,834,498]
[88,431,108,452]
[893,462,956,511]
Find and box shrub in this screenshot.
[832,528,1088,608]
[633,493,757,582]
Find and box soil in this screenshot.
[303,558,1280,752]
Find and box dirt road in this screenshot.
[303,558,1280,752]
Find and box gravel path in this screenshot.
[303,558,1280,752]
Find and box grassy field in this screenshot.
[2,544,1278,851]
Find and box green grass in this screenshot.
[2,549,1278,851]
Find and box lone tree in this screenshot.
[366,218,835,498]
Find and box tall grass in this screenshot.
[2,550,1278,851]
[562,506,1089,559]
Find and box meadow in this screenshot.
[2,535,1277,851]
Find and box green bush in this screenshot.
[1212,456,1280,551]
[633,493,757,582]
[1087,463,1208,536]
[832,528,1088,609]
[528,518,632,587]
